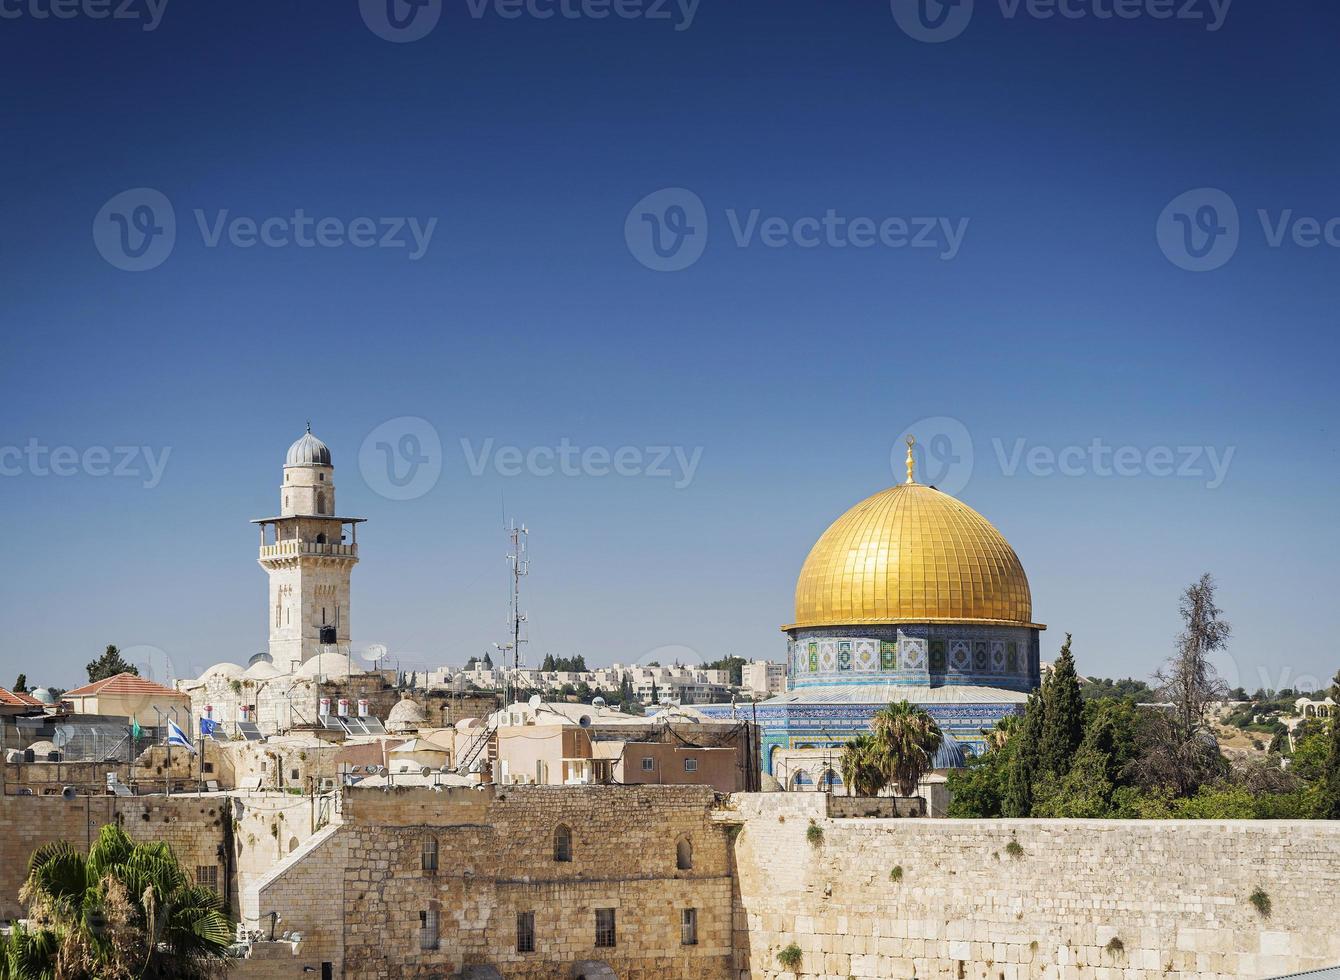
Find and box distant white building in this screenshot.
[429,662,732,705]
[741,660,787,697]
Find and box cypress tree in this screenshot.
[1040,633,1084,779]
[1004,691,1045,817]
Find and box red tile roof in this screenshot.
[0,687,43,708]
[63,672,183,699]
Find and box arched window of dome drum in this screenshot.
[676,836,693,871]
[421,836,438,873]
[553,824,572,862]
[316,533,327,545]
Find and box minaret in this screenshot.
[252,425,364,670]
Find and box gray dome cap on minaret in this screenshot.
[285,424,332,466]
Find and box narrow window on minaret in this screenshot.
[322,608,327,625]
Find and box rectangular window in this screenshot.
[195,865,218,892]
[421,838,438,872]
[516,911,535,954]
[684,758,698,773]
[641,757,654,772]
[681,908,698,946]
[419,910,439,950]
[595,908,616,948]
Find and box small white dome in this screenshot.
[203,662,245,680]
[295,653,357,679]
[244,660,283,680]
[386,698,427,732]
[286,426,332,467]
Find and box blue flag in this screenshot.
[166,719,196,753]
[199,717,220,737]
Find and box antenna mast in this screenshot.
[499,520,529,709]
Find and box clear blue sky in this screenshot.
[2,1,1337,694]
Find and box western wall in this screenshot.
[4,787,1339,978]
[725,793,1340,980]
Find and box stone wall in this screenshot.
[240,784,735,979]
[725,793,1340,980]
[0,793,230,920]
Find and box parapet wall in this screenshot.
[0,793,229,920]
[727,793,1340,980]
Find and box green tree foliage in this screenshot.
[13,823,231,979]
[481,652,494,669]
[541,655,588,672]
[85,646,137,684]
[838,735,886,797]
[869,701,944,797]
[946,739,1012,818]
[1080,677,1155,701]
[1319,670,1340,819]
[1040,634,1084,779]
[12,673,27,694]
[1004,692,1044,817]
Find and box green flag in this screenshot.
[131,717,141,739]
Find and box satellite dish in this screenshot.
[61,786,77,801]
[528,694,542,711]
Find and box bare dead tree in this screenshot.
[1137,573,1232,795]
[1158,572,1230,740]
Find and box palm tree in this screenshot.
[838,734,886,797]
[15,823,232,980]
[870,700,944,797]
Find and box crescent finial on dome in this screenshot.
[905,434,916,484]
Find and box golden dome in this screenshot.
[788,482,1041,631]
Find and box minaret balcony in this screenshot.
[259,540,358,560]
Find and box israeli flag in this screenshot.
[166,719,196,753]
